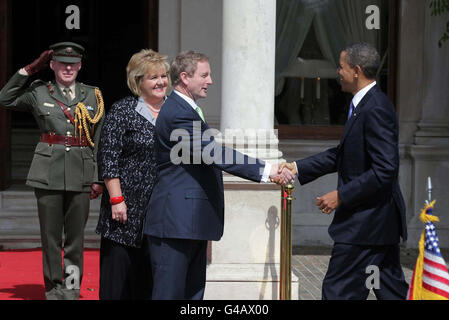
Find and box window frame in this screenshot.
[276,0,399,140]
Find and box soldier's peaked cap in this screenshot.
[50,42,85,63]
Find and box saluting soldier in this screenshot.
[0,42,105,300]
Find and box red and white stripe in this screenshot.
[422,251,449,298]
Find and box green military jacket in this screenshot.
[0,71,104,192]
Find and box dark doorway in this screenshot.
[10,0,158,128]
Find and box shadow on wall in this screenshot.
[260,206,280,300]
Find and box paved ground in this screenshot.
[291,246,449,300]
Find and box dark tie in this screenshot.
[347,102,354,121]
[63,87,73,102]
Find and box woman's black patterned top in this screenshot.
[96,96,158,248]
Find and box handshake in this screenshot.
[268,162,341,215]
[269,162,297,186]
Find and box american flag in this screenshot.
[408,201,449,300]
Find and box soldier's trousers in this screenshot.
[34,188,90,300]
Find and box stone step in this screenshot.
[0,211,101,250]
[205,264,299,300]
[0,191,38,209]
[11,167,30,181]
[0,235,101,250]
[11,129,41,181]
[11,128,40,145]
[1,190,101,211]
[0,208,100,235]
[11,146,35,181]
[0,189,102,249]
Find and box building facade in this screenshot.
[0,0,448,250]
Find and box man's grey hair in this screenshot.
[343,43,380,80]
[170,51,210,87]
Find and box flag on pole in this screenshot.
[407,200,449,300]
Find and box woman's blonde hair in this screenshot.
[126,49,170,96]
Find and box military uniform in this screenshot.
[0,42,104,300]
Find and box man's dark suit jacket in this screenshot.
[144,91,265,241]
[296,85,407,245]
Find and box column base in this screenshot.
[406,144,449,248]
[414,122,449,145]
[205,263,299,300]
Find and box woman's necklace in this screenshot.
[146,99,164,114]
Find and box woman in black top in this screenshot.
[96,49,169,299]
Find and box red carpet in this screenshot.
[0,249,99,300]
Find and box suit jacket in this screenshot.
[0,71,104,192]
[296,85,407,245]
[144,91,265,241]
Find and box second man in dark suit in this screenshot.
[144,51,294,300]
[280,43,409,300]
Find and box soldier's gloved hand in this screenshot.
[90,183,103,200]
[24,50,54,75]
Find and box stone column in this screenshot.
[221,0,275,133]
[406,2,449,248]
[413,5,449,146]
[205,0,298,300]
[219,0,280,161]
[397,0,426,146]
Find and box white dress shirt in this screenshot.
[174,90,199,111]
[352,81,377,110]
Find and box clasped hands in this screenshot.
[271,162,341,215]
[269,162,297,186]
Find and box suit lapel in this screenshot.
[339,85,378,146]
[170,91,208,127]
[340,110,359,146]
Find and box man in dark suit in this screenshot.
[280,43,408,300]
[143,51,294,300]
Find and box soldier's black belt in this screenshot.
[41,133,88,147]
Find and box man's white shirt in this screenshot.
[352,81,376,110]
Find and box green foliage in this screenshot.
[430,0,449,15]
[430,0,449,47]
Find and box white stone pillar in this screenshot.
[219,0,281,161]
[406,3,449,248]
[413,4,449,146]
[221,0,275,132]
[205,0,298,300]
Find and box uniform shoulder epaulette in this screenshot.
[30,79,47,89]
[79,82,100,91]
